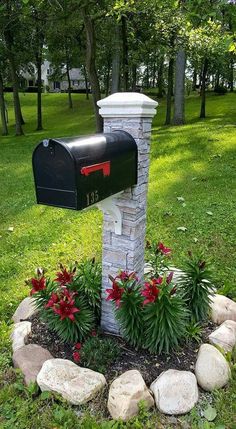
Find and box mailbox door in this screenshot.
[74,131,137,209]
[33,140,77,209]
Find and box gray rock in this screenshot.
[12,297,38,323]
[13,344,53,385]
[150,369,198,415]
[11,321,32,351]
[107,370,154,421]
[37,359,106,405]
[209,320,236,352]
[210,294,236,325]
[195,344,231,391]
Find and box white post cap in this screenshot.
[97,92,158,118]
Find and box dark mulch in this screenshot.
[26,314,216,386]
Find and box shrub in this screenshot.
[145,241,171,277]
[28,264,97,343]
[106,271,143,348]
[178,252,215,322]
[79,336,121,373]
[214,85,227,95]
[143,274,188,354]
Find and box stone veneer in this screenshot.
[97,93,158,334]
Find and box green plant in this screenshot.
[143,274,188,354]
[74,258,102,322]
[178,252,215,323]
[145,241,171,277]
[106,271,144,348]
[80,336,120,374]
[29,265,95,343]
[217,281,236,301]
[186,321,203,344]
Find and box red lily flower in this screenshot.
[91,330,97,337]
[75,342,82,350]
[106,281,124,307]
[55,267,75,286]
[45,292,59,308]
[157,242,172,256]
[52,289,80,321]
[142,278,162,305]
[73,351,81,363]
[117,271,138,282]
[30,276,46,295]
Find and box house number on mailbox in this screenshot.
[86,190,99,206]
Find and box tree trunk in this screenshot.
[36,52,43,130]
[4,22,24,135]
[83,65,89,100]
[131,64,137,91]
[121,15,129,91]
[200,58,208,119]
[157,57,164,97]
[165,57,174,125]
[0,73,8,135]
[111,24,120,94]
[173,49,186,125]
[66,59,73,108]
[105,58,111,96]
[82,7,103,132]
[192,69,197,91]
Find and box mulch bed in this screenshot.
[26,314,216,386]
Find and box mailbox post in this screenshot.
[97,93,158,334]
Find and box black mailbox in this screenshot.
[32,130,137,210]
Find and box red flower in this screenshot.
[45,292,59,308]
[106,281,124,307]
[142,278,162,305]
[157,242,171,256]
[53,289,80,321]
[170,286,177,296]
[117,271,138,282]
[73,351,80,363]
[91,330,97,337]
[30,276,46,295]
[75,342,82,350]
[167,272,174,284]
[55,267,75,286]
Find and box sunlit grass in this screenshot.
[0,91,235,324]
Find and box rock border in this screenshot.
[10,293,236,420]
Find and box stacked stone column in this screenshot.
[97,93,158,334]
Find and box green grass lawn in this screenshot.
[0,91,236,428]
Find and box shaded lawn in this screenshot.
[0,92,235,323]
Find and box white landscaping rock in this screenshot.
[11,321,32,351]
[37,359,106,405]
[12,297,38,323]
[209,320,236,352]
[195,344,231,391]
[150,370,198,415]
[107,370,154,421]
[210,294,236,324]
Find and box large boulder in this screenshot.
[13,344,53,385]
[11,321,32,351]
[37,359,106,405]
[12,297,38,323]
[209,320,236,352]
[195,344,231,391]
[150,370,198,415]
[107,370,154,421]
[210,294,236,324]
